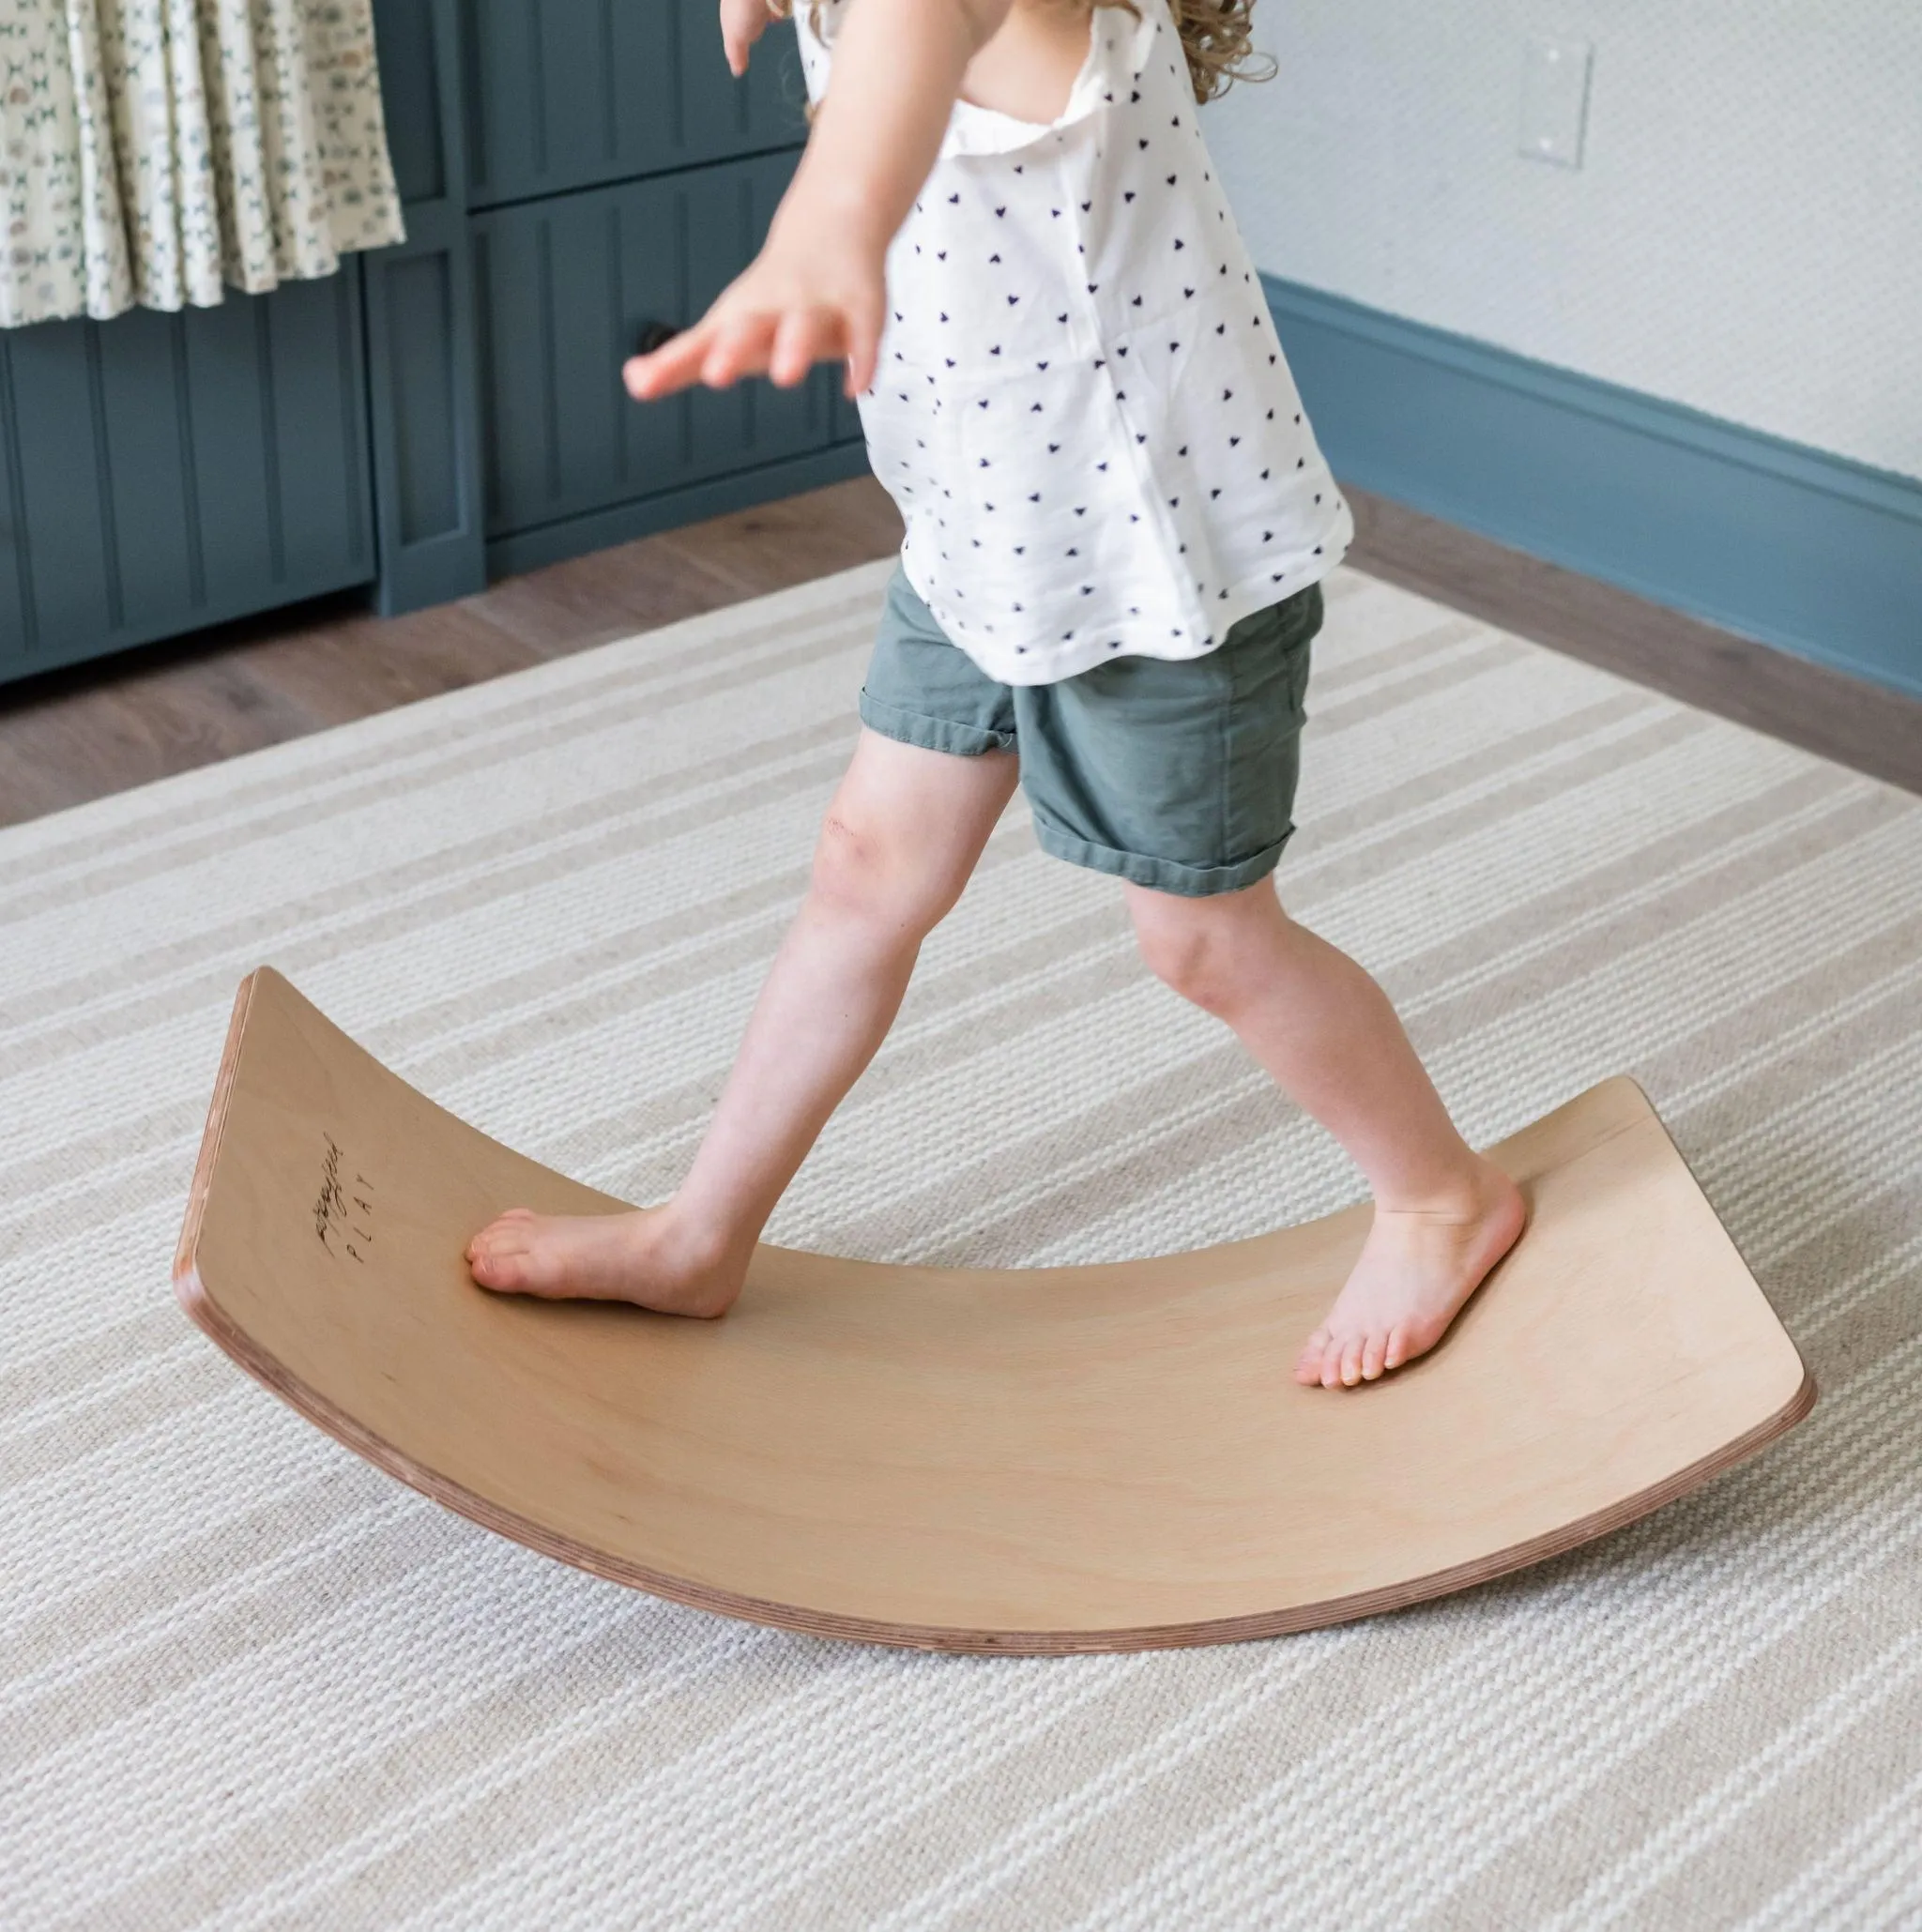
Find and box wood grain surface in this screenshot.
[174,968,1815,1654]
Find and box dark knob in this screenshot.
[634,319,681,357]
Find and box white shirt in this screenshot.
[793,0,1354,685]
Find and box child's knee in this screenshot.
[810,810,953,932]
[1132,905,1236,1014]
[811,811,891,912]
[1129,887,1273,1016]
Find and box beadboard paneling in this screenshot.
[473,149,848,540]
[463,0,810,210]
[0,271,374,681]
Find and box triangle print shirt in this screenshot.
[792,0,1354,685]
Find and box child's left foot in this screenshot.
[1293,1157,1527,1389]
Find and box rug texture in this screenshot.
[3,558,1918,1930]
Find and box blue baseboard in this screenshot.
[1260,275,1922,701]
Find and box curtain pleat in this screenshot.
[1,0,404,327]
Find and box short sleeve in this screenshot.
[939,6,1148,160]
[796,0,1158,160]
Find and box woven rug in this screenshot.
[4,557,1918,1930]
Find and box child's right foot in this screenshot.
[465,1204,745,1317]
[1292,1157,1527,1389]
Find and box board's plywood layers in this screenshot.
[175,969,1814,1654]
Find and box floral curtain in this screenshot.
[0,0,405,327]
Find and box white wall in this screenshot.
[1202,0,1922,481]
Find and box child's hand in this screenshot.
[718,0,777,78]
[622,224,886,403]
[630,0,991,405]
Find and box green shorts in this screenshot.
[858,557,1322,897]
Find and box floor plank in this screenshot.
[1343,491,1922,799]
[0,478,901,829]
[1,471,1915,831]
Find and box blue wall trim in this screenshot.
[1260,275,1922,700]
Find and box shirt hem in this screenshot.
[903,540,1350,687]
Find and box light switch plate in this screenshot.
[1519,38,1594,168]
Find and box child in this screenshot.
[465,0,1526,1390]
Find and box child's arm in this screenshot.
[624,0,1015,404]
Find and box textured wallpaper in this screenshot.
[1203,0,1921,481]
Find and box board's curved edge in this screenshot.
[173,967,263,1292]
[172,1248,1818,1656]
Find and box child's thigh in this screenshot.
[818,726,1020,901]
[1014,586,1320,897]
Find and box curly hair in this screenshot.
[1128,0,1278,104]
[766,0,1275,110]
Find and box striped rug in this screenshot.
[3,557,1918,1929]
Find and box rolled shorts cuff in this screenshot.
[859,688,1016,758]
[1030,814,1297,898]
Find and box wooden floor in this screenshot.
[2,474,1917,829]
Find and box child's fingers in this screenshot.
[625,297,876,400]
[697,312,779,388]
[625,313,768,396]
[769,306,839,388]
[720,15,746,77]
[717,0,770,76]
[622,313,774,400]
[633,316,749,400]
[842,303,882,399]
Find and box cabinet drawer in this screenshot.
[0,272,374,680]
[464,0,809,209]
[473,151,851,539]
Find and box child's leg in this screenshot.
[1125,877,1526,1389]
[466,727,1019,1313]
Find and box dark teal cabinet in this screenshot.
[0,270,373,680]
[473,150,847,540]
[363,0,866,602]
[463,0,810,207]
[0,0,868,683]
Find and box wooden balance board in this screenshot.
[174,967,1813,1655]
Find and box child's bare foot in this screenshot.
[465,1204,745,1317]
[1294,1158,1527,1389]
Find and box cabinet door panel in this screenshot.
[465,0,809,209]
[0,273,372,679]
[267,274,376,587]
[476,151,846,538]
[0,323,117,662]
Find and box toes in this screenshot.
[466,1222,537,1292]
[1338,1334,1365,1387]
[466,1212,531,1258]
[1299,1324,1413,1390]
[1294,1328,1332,1385]
[469,1249,524,1291]
[488,1209,539,1241]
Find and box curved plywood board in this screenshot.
[174,968,1813,1654]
